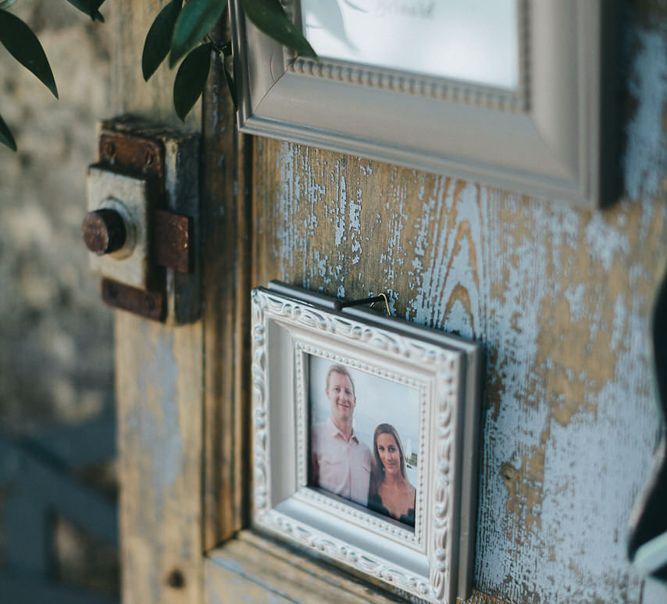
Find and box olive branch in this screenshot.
[0,0,316,151]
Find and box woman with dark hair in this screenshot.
[368,423,416,527]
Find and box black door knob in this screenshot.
[82,208,127,255]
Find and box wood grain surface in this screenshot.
[205,532,403,604]
[248,5,667,599]
[109,1,667,603]
[201,24,252,549]
[116,318,203,604]
[111,3,203,604]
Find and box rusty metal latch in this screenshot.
[82,117,200,323]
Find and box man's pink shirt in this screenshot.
[311,417,372,505]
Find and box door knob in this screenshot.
[82,208,128,255]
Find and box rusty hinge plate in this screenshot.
[99,131,165,192]
[101,279,166,322]
[154,209,192,273]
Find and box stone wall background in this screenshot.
[0,1,118,597]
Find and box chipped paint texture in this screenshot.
[624,28,667,201]
[116,315,203,604]
[252,7,667,602]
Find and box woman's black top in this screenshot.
[368,491,415,528]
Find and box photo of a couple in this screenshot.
[309,361,420,529]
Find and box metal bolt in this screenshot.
[166,569,185,589]
[103,140,116,159]
[106,282,119,299]
[82,208,127,255]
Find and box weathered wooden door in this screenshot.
[110,1,667,603]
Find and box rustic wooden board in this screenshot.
[110,2,252,601]
[205,532,402,603]
[108,1,667,603]
[116,317,203,604]
[248,8,667,596]
[110,3,203,604]
[200,25,252,550]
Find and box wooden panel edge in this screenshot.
[110,2,204,603]
[205,532,511,604]
[204,531,400,603]
[116,316,204,604]
[201,22,253,549]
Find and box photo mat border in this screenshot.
[284,0,531,113]
[293,340,428,548]
[251,285,480,603]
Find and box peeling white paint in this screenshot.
[349,189,363,265]
[410,178,484,333]
[624,29,667,201]
[266,16,667,600]
[517,292,657,603]
[379,183,408,285]
[335,170,347,247]
[564,284,586,322]
[445,298,475,340]
[277,142,298,279]
[611,294,627,352]
[585,213,631,273]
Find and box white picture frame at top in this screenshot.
[250,282,482,603]
[230,0,620,207]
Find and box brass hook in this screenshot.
[370,292,391,317]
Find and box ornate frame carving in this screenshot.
[250,283,482,603]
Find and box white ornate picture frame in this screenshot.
[251,282,482,603]
[230,0,619,207]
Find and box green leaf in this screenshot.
[65,0,106,22]
[0,1,17,10]
[0,9,58,98]
[142,0,183,81]
[173,43,212,121]
[241,0,316,59]
[0,112,16,151]
[170,0,226,67]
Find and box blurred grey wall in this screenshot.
[0,1,118,599]
[0,2,113,433]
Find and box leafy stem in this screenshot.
[0,0,318,151]
[143,0,317,122]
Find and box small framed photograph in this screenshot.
[251,282,482,603]
[309,356,422,529]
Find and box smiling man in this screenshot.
[311,364,372,506]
